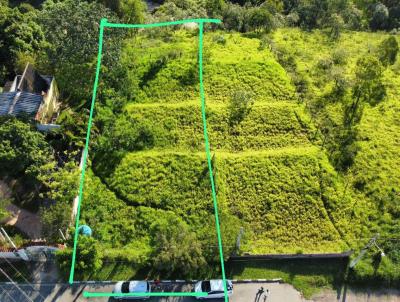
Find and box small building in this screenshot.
[0,63,60,124]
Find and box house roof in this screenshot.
[0,64,53,119]
[0,92,42,117]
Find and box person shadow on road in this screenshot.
[255,287,269,302]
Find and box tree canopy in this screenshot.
[0,117,54,178]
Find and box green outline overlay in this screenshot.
[68,18,228,301]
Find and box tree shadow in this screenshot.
[139,57,168,89]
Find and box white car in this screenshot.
[194,279,233,299]
[113,280,151,300]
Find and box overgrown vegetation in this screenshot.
[271,27,400,286]
[1,0,400,297]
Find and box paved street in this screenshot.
[1,282,400,302]
[0,282,303,302]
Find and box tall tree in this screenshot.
[39,0,124,104]
[246,6,274,32]
[120,0,146,23]
[344,55,386,128]
[0,3,44,80]
[369,2,389,30]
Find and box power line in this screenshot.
[0,267,34,302]
[0,255,47,301]
[0,283,18,302]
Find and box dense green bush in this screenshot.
[0,116,54,178]
[39,0,124,104]
[56,235,103,280]
[149,214,207,277]
[228,90,254,128]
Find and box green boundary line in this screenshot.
[198,21,228,302]
[69,18,228,302]
[104,18,221,28]
[68,18,106,285]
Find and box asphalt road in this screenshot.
[2,282,400,302]
[0,282,304,302]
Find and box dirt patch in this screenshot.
[2,204,42,239]
[1,180,42,239]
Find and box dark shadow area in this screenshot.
[139,57,169,89]
[50,284,68,302]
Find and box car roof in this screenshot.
[129,281,148,292]
[210,280,225,291]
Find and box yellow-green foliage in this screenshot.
[218,149,344,254]
[91,29,352,263]
[122,31,295,103]
[120,101,313,151]
[272,28,400,280]
[109,152,211,211]
[107,148,346,254]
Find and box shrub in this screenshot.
[245,7,274,33]
[222,3,245,32]
[317,57,334,71]
[57,236,103,280]
[332,48,348,65]
[213,34,227,45]
[0,116,54,179]
[228,90,254,128]
[149,214,207,277]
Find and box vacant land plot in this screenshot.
[69,28,353,283]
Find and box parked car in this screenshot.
[194,279,233,299]
[113,280,151,300]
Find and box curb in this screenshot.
[1,279,283,286]
[232,278,282,283]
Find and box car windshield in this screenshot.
[121,282,130,293]
[201,281,211,292]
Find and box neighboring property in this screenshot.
[0,63,59,125]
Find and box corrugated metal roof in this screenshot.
[12,92,42,115]
[0,91,42,117]
[0,92,15,115]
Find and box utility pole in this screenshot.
[350,234,385,269]
[0,267,34,302]
[0,229,6,242]
[234,227,244,255]
[0,228,29,260]
[1,228,17,250]
[59,229,67,241]
[211,153,218,195]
